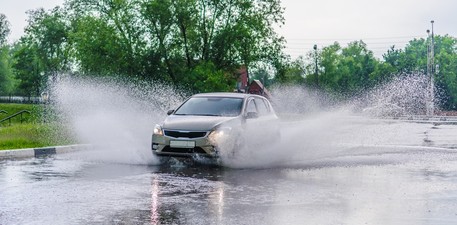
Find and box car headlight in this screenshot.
[209,127,232,143]
[153,124,164,136]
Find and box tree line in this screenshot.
[0,0,456,110]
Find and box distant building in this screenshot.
[247,79,272,100]
[235,66,271,99]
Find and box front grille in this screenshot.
[164,130,207,138]
[162,146,207,154]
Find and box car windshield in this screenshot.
[174,97,243,117]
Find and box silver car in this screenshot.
[151,92,279,159]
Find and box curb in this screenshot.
[0,144,91,160]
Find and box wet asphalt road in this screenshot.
[2,119,457,225]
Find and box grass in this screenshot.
[0,103,75,150]
[0,103,41,124]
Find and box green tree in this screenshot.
[383,38,428,73]
[314,42,341,93]
[383,35,457,109]
[12,43,44,97]
[0,14,14,95]
[140,0,178,81]
[71,16,128,76]
[382,46,402,69]
[0,46,15,95]
[62,0,286,92]
[250,66,274,87]
[304,41,384,97]
[341,41,377,89]
[68,0,148,77]
[275,57,305,84]
[23,7,71,81]
[10,7,71,96]
[181,61,235,93]
[140,0,286,90]
[434,36,457,109]
[0,14,10,46]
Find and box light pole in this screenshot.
[313,44,318,87]
[426,20,435,117]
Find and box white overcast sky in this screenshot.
[1,0,457,58]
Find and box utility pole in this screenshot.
[314,44,318,87]
[426,20,435,117]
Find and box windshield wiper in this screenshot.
[175,113,221,116]
[198,114,221,116]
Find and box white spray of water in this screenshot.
[216,73,444,168]
[51,73,444,168]
[357,73,431,117]
[51,76,185,165]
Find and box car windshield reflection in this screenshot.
[174,97,243,117]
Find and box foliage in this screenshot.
[0,14,10,46]
[288,36,457,110]
[303,41,384,97]
[64,0,285,92]
[3,1,457,111]
[71,16,131,76]
[383,35,457,109]
[0,46,15,95]
[0,14,14,95]
[9,7,72,96]
[68,0,148,77]
[181,61,236,93]
[426,36,457,110]
[250,67,275,87]
[12,43,45,96]
[23,7,72,78]
[275,57,305,84]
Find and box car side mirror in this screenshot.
[167,109,175,115]
[246,111,258,119]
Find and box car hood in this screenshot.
[162,115,240,131]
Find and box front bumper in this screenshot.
[151,132,217,158]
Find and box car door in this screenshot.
[243,97,274,147]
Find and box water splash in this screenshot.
[215,73,447,168]
[50,76,185,164]
[49,73,447,168]
[270,84,337,115]
[357,73,432,117]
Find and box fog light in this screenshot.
[152,143,159,150]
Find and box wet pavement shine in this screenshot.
[2,120,457,224]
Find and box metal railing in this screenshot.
[0,110,31,126]
[0,110,7,114]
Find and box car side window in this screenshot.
[254,98,269,116]
[246,99,257,113]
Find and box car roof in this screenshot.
[192,92,266,100]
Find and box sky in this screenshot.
[1,0,457,59]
